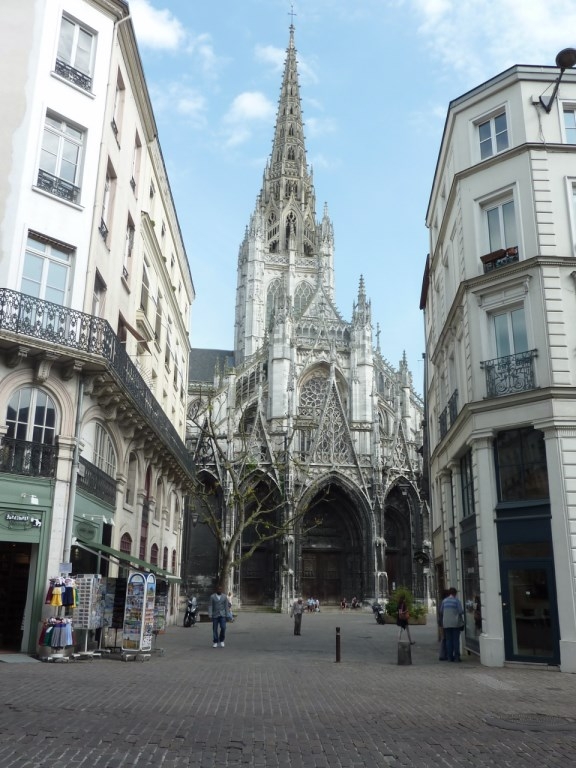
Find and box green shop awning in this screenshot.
[75,538,181,583]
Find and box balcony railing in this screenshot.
[481,350,537,398]
[481,246,519,273]
[78,457,116,506]
[36,169,80,204]
[54,58,92,92]
[439,389,458,439]
[0,437,57,477]
[0,289,194,479]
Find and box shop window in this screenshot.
[494,427,549,502]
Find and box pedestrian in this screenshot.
[340,597,347,611]
[208,585,228,648]
[440,587,464,662]
[438,589,449,660]
[396,595,415,645]
[290,597,304,635]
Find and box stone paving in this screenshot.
[1,609,575,767]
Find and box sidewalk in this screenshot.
[1,609,575,767]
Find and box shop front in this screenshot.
[0,491,51,655]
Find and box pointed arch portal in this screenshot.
[299,484,366,605]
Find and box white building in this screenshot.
[422,54,576,670]
[0,0,194,654]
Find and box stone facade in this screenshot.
[422,59,576,671]
[185,27,426,610]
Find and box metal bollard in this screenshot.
[336,626,341,662]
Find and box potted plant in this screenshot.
[384,586,428,625]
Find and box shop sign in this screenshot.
[76,522,96,541]
[4,512,42,529]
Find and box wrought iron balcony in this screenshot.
[0,288,194,480]
[36,169,80,204]
[54,58,92,92]
[481,350,537,398]
[438,389,458,439]
[99,218,109,240]
[78,457,116,506]
[0,437,56,477]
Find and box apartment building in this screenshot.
[0,0,194,654]
[422,54,576,671]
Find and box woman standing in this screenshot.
[397,596,415,645]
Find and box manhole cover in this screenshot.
[485,713,576,732]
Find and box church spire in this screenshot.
[262,24,316,238]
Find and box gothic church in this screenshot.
[186,26,427,609]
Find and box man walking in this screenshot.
[290,597,304,635]
[440,587,464,662]
[208,585,228,648]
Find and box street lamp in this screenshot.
[539,48,576,113]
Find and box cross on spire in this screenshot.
[288,3,297,27]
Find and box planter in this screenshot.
[384,614,427,625]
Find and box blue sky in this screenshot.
[130,0,576,389]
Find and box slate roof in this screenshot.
[189,348,235,383]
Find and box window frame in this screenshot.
[21,232,73,305]
[6,387,57,445]
[38,113,85,203]
[476,107,509,161]
[55,14,96,92]
[561,102,576,144]
[491,305,529,359]
[93,423,117,478]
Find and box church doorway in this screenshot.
[299,485,364,606]
[239,479,281,607]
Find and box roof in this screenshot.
[189,348,235,383]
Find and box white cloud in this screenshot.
[221,91,276,147]
[255,43,318,85]
[149,82,206,126]
[130,0,186,51]
[412,0,576,85]
[255,44,285,72]
[305,116,337,137]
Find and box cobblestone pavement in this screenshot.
[1,609,576,767]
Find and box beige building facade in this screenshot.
[0,0,194,653]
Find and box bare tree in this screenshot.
[187,389,322,594]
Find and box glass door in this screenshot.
[500,560,559,664]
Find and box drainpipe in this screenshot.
[62,377,84,565]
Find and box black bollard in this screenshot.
[336,626,341,662]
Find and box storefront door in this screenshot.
[500,559,559,664]
[0,541,31,651]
